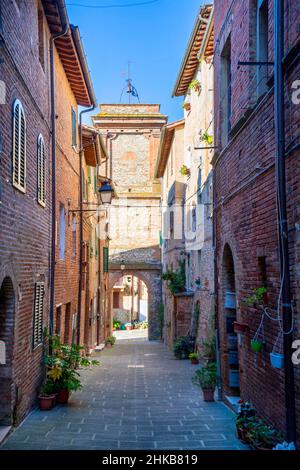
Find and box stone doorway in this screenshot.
[0,277,15,426]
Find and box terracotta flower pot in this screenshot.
[38,395,56,411]
[191,358,199,365]
[202,388,215,402]
[236,427,249,443]
[56,389,70,404]
[106,343,113,348]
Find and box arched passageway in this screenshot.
[0,277,15,425]
[109,269,161,340]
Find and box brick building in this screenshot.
[92,104,167,339]
[0,0,52,426]
[213,0,300,441]
[51,21,97,349]
[155,119,187,346]
[172,4,215,354]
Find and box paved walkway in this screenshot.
[1,331,247,450]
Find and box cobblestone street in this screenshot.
[1,332,247,450]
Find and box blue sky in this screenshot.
[66,0,204,124]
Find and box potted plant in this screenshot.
[235,401,256,443]
[125,322,133,331]
[189,352,199,365]
[202,337,216,363]
[179,164,190,177]
[251,339,264,352]
[247,419,282,450]
[233,321,249,334]
[192,362,217,401]
[105,336,116,348]
[38,380,57,410]
[182,101,191,111]
[173,336,194,360]
[188,79,201,93]
[44,333,99,405]
[200,132,213,146]
[270,351,284,369]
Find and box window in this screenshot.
[59,203,66,260]
[64,303,71,344]
[55,306,61,335]
[192,204,197,232]
[220,36,231,147]
[170,207,174,239]
[256,0,269,97]
[37,134,46,206]
[38,8,45,70]
[90,223,93,257]
[197,168,202,204]
[12,99,26,192]
[33,282,45,348]
[94,167,97,193]
[197,250,202,278]
[113,292,120,309]
[72,215,76,258]
[82,169,87,200]
[71,107,77,147]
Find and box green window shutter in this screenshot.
[94,168,97,193]
[90,223,93,257]
[87,166,91,184]
[103,247,109,273]
[95,228,98,257]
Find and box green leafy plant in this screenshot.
[192,362,217,389]
[179,164,190,176]
[158,303,164,339]
[202,336,216,362]
[247,419,283,449]
[189,352,198,360]
[181,101,191,111]
[44,334,99,393]
[188,79,201,92]
[39,379,57,396]
[173,336,194,359]
[162,260,186,295]
[105,336,116,346]
[201,132,213,145]
[244,287,267,307]
[113,319,121,330]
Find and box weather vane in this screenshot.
[120,61,140,104]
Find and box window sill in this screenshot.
[13,182,26,194]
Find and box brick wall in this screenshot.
[0,0,51,424]
[213,0,300,440]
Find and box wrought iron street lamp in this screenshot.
[98,181,114,205]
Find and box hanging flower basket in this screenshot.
[251,339,264,352]
[270,332,284,369]
[234,321,249,334]
[180,165,190,177]
[251,312,265,353]
[182,101,191,111]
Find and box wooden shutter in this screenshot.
[33,282,45,348]
[38,135,46,206]
[103,247,109,273]
[12,100,26,192]
[71,107,77,147]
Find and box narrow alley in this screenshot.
[1,332,246,451]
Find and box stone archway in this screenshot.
[109,269,162,340]
[0,276,15,425]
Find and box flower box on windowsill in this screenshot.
[233,322,249,334]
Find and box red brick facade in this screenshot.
[213,0,300,440]
[0,0,52,424]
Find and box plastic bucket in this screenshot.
[270,352,284,369]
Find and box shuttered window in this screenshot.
[12,99,26,192]
[33,282,45,348]
[37,134,46,206]
[71,107,77,147]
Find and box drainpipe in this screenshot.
[274,0,297,446]
[49,3,69,336]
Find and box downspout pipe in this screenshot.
[274,0,297,446]
[49,2,69,337]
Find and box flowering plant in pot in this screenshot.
[188,352,199,365]
[105,335,116,348]
[188,79,201,93]
[192,362,217,401]
[179,164,190,177]
[235,400,256,443]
